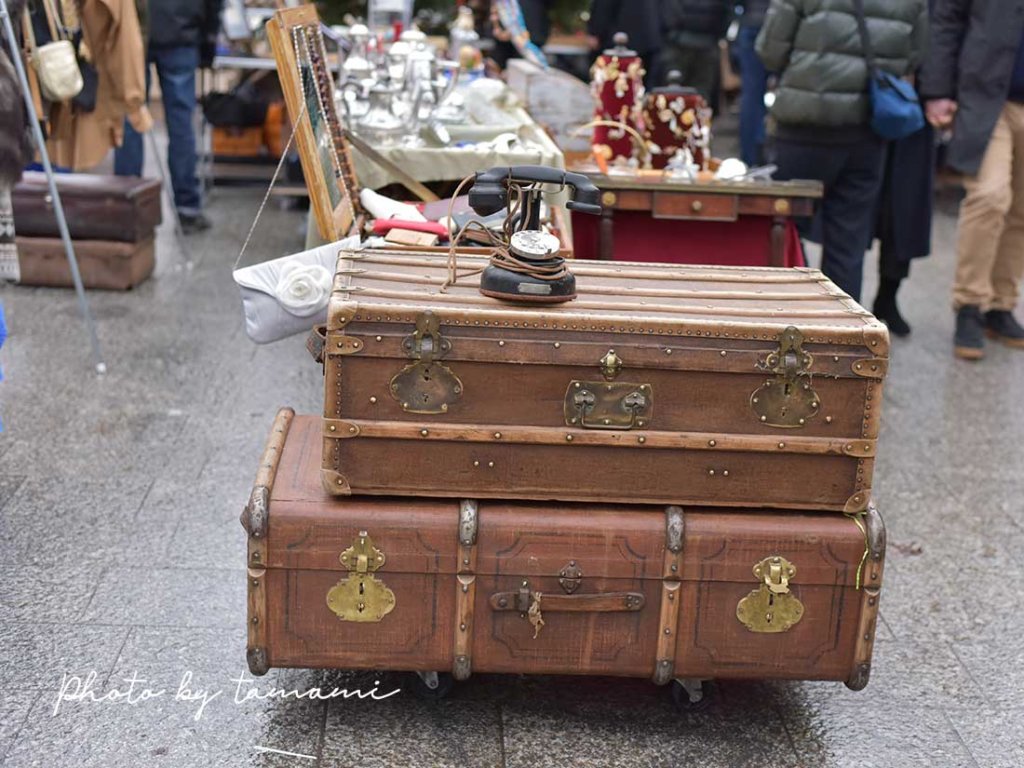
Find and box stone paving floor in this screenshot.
[1,176,1023,768]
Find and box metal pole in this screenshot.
[1,2,106,373]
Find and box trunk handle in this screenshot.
[489,585,645,614]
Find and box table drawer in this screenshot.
[652,192,739,222]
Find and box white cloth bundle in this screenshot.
[359,188,426,222]
[233,236,361,344]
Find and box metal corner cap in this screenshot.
[459,500,479,546]
[247,647,270,677]
[665,505,684,553]
[845,662,871,691]
[864,503,886,559]
[240,486,270,538]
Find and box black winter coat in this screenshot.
[0,0,29,186]
[588,0,661,58]
[148,0,223,49]
[660,0,732,48]
[919,0,1024,175]
[740,0,771,28]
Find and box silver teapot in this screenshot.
[344,76,425,146]
[341,23,375,83]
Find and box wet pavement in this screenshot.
[1,171,1023,768]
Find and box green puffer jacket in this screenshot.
[756,0,929,141]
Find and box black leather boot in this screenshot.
[872,278,910,337]
[954,305,985,360]
[984,310,1024,348]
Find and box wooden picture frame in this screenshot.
[266,5,361,241]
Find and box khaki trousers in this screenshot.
[954,102,1024,310]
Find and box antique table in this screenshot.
[569,172,824,267]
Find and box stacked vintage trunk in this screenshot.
[12,173,162,289]
[242,250,889,701]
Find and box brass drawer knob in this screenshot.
[691,200,703,213]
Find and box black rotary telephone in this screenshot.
[467,166,602,303]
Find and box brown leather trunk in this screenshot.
[318,249,888,512]
[15,236,155,290]
[244,411,885,691]
[12,172,162,242]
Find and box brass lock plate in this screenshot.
[750,326,820,428]
[391,362,463,415]
[327,531,396,623]
[736,555,804,633]
[564,381,653,430]
[390,311,462,415]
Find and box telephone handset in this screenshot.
[466,166,602,304]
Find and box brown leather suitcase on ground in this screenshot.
[12,172,162,243]
[242,410,886,698]
[315,249,888,513]
[15,236,155,290]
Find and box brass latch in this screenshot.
[736,555,804,633]
[565,381,653,430]
[390,311,463,414]
[326,531,396,623]
[750,327,821,428]
[600,349,623,380]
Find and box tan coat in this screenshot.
[48,0,153,170]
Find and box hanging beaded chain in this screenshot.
[292,26,343,187]
[291,23,362,218]
[312,28,361,204]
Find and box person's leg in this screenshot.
[989,103,1024,311]
[737,26,768,166]
[953,106,1014,310]
[818,137,886,302]
[113,123,144,176]
[693,45,720,109]
[114,60,150,176]
[658,45,685,88]
[662,46,716,103]
[875,252,912,335]
[952,104,1014,358]
[873,141,910,334]
[982,102,1024,346]
[151,45,205,221]
[773,138,844,254]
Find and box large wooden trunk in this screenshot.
[318,249,888,513]
[13,172,162,243]
[243,410,886,691]
[14,236,155,290]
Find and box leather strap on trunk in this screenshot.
[307,324,326,365]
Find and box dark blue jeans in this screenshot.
[737,25,769,167]
[774,136,887,302]
[114,45,202,214]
